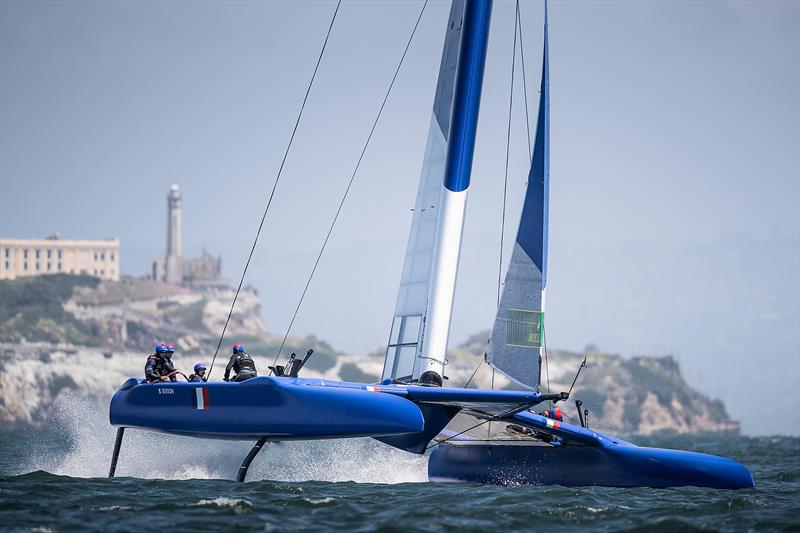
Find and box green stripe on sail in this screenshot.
[506,309,543,349]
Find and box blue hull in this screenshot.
[110,376,754,489]
[428,441,755,489]
[109,376,424,440]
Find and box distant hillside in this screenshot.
[0,275,739,434]
[0,275,340,373]
[0,275,375,426]
[445,331,739,435]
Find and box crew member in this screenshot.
[224,344,257,382]
[145,344,177,382]
[188,363,207,382]
[542,407,563,421]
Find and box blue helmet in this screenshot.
[155,344,167,353]
[233,344,244,354]
[194,363,207,373]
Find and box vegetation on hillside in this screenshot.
[0,275,100,345]
[72,279,185,305]
[230,334,338,373]
[339,362,379,383]
[446,330,737,433]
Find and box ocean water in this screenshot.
[1,396,798,532]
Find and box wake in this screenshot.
[20,394,428,484]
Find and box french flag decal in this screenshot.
[545,418,560,429]
[195,388,210,410]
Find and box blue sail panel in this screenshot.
[487,5,549,389]
[518,26,549,285]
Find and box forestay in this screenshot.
[382,0,466,381]
[487,6,549,389]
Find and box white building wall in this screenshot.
[0,238,120,281]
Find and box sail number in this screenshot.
[506,309,543,349]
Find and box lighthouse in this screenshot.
[152,184,222,285]
[165,184,182,284]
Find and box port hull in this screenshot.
[109,376,424,440]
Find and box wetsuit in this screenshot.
[224,352,257,382]
[145,354,176,382]
[187,373,204,382]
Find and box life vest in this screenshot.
[235,352,256,374]
[145,355,176,382]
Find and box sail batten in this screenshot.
[487,4,549,389]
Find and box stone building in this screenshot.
[152,184,222,285]
[0,235,120,281]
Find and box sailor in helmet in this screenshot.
[542,407,563,422]
[145,344,177,382]
[224,344,257,382]
[188,363,207,382]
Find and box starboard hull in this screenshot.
[428,441,755,489]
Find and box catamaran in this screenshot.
[109,0,754,489]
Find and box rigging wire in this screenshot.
[206,0,342,381]
[488,0,521,404]
[270,0,430,372]
[425,403,530,452]
[516,0,533,159]
[497,0,519,309]
[462,357,483,388]
[543,324,552,394]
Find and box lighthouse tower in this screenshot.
[164,184,182,284]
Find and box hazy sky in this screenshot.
[1,0,798,435]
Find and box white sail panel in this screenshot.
[393,115,446,317]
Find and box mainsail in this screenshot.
[487,5,549,389]
[382,0,466,381]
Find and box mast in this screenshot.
[417,0,493,385]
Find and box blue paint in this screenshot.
[515,2,549,284]
[428,410,753,489]
[442,0,492,193]
[375,403,458,454]
[109,376,754,488]
[428,441,754,489]
[381,383,541,405]
[109,377,424,440]
[109,377,543,441]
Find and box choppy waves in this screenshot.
[0,396,798,532]
[10,393,428,483]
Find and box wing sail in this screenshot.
[383,0,466,381]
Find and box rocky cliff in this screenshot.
[444,332,739,435]
[0,275,739,434]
